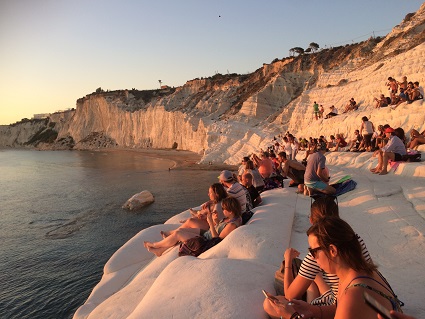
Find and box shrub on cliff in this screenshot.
[25,128,58,146]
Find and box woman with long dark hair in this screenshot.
[265,217,401,319]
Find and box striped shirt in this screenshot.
[298,233,371,303]
[226,182,248,213]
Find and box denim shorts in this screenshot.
[305,180,328,190]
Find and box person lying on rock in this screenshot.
[144,197,242,257]
[160,183,228,239]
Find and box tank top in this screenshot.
[362,121,374,135]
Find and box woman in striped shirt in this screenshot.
[263,196,371,318]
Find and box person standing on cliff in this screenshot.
[313,102,320,120]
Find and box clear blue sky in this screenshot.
[0,0,423,125]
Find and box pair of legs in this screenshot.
[162,216,209,238]
[305,181,336,195]
[370,150,396,175]
[144,227,202,257]
[408,136,425,149]
[363,134,373,151]
[263,275,331,319]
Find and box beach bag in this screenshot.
[401,153,421,162]
[376,270,405,312]
[331,179,357,196]
[242,210,254,225]
[264,178,280,190]
[274,258,306,301]
[178,236,222,257]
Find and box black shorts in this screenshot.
[394,153,403,161]
[289,168,305,184]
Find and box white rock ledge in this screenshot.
[75,153,425,318]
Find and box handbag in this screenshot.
[178,236,222,257]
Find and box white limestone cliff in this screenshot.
[1,4,424,165]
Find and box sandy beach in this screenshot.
[95,147,238,171]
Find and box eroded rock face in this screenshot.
[1,4,424,162]
[122,191,155,210]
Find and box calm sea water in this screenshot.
[0,149,219,319]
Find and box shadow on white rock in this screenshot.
[122,191,155,210]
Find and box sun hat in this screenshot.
[218,170,234,182]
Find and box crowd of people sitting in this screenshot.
[144,121,423,254]
[374,77,423,109]
[141,75,423,317]
[141,125,421,317]
[312,76,423,116]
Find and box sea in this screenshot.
[0,149,220,319]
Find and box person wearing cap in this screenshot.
[218,170,249,214]
[303,146,336,195]
[370,127,407,175]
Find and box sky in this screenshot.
[0,0,423,125]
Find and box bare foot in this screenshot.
[160,230,170,239]
[189,208,198,216]
[147,246,168,257]
[370,167,379,173]
[143,241,155,249]
[373,170,382,174]
[379,170,388,175]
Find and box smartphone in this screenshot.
[363,291,392,319]
[262,290,280,303]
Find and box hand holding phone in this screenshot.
[363,291,392,319]
[262,290,281,304]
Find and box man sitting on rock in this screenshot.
[370,127,407,175]
[251,151,275,179]
[374,94,389,108]
[277,151,305,193]
[241,172,262,208]
[219,170,251,214]
[304,145,336,195]
[348,130,363,151]
[343,98,357,113]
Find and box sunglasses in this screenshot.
[308,246,323,258]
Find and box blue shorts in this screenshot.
[305,180,328,191]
